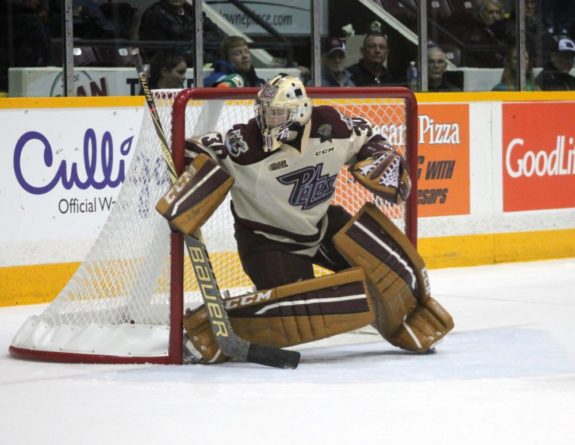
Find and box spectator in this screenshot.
[6,0,52,67]
[148,51,187,89]
[427,45,461,92]
[313,36,355,87]
[347,33,395,86]
[138,0,224,65]
[535,36,575,90]
[462,0,511,67]
[204,36,264,87]
[492,47,540,91]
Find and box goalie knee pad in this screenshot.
[156,154,233,236]
[333,203,454,352]
[183,267,374,364]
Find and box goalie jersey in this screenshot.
[185,105,387,256]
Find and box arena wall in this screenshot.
[1,92,574,306]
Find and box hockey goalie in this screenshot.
[156,74,454,364]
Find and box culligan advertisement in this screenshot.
[0,105,142,264]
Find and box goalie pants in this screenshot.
[234,205,352,290]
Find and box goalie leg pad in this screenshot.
[183,267,374,364]
[333,203,454,352]
[156,154,233,235]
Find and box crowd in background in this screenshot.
[1,0,575,96]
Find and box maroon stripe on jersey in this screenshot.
[229,282,368,318]
[346,212,419,293]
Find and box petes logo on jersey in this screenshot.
[226,129,248,157]
[277,164,336,210]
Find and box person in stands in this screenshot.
[462,0,510,67]
[347,32,395,86]
[148,50,188,89]
[315,36,355,87]
[492,47,540,91]
[535,36,575,90]
[204,36,264,88]
[138,0,224,65]
[427,45,461,92]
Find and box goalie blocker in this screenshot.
[156,153,233,236]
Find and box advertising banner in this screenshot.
[206,0,327,35]
[416,103,470,217]
[0,106,142,258]
[502,102,575,211]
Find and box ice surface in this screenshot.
[1,259,574,445]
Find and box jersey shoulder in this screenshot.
[224,118,272,165]
[309,105,354,140]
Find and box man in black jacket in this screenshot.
[347,33,396,86]
[536,37,575,91]
[139,0,224,65]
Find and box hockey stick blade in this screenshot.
[247,344,301,369]
[131,47,300,369]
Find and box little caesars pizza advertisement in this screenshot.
[417,103,470,217]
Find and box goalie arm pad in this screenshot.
[350,138,412,204]
[333,204,454,352]
[183,268,374,364]
[155,153,233,236]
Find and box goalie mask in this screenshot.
[255,74,313,152]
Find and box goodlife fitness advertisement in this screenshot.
[502,102,575,212]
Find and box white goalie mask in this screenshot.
[255,74,313,152]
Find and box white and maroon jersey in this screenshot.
[186,105,389,256]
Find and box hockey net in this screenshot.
[10,87,417,364]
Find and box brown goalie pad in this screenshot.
[333,203,454,352]
[183,268,374,364]
[156,154,233,235]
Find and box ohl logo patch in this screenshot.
[277,164,336,210]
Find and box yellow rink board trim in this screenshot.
[1,228,574,307]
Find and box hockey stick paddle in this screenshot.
[131,48,300,369]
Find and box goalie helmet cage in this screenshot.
[9,86,418,364]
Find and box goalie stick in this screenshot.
[131,48,300,369]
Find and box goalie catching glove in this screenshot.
[156,154,233,235]
[350,142,411,205]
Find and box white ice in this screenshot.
[1,258,574,445]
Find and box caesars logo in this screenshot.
[377,115,461,146]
